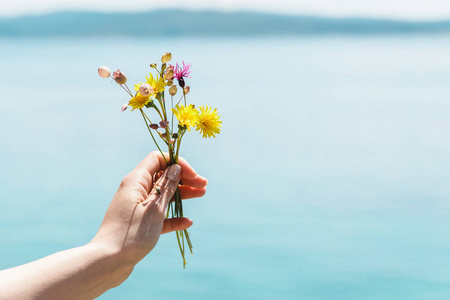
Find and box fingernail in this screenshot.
[167,164,181,182]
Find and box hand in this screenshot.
[0,151,208,300]
[91,151,208,266]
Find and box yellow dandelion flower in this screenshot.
[146,73,165,94]
[134,82,143,91]
[172,104,199,132]
[128,93,151,111]
[196,105,222,138]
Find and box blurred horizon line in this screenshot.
[2,9,450,37]
[4,8,450,23]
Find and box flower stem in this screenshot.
[171,96,174,133]
[175,130,186,160]
[139,108,168,165]
[176,229,187,268]
[120,84,133,97]
[152,104,164,121]
[123,83,133,95]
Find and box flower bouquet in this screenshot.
[98,52,221,268]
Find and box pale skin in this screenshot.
[0,152,208,299]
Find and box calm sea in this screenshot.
[1,35,450,299]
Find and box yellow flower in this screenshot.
[196,105,222,138]
[146,73,165,94]
[128,93,152,111]
[172,104,199,131]
[134,82,143,91]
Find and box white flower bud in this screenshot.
[161,52,172,63]
[121,103,128,112]
[169,85,177,96]
[164,67,174,80]
[139,83,153,96]
[98,66,110,78]
[113,69,127,85]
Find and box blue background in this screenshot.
[1,35,450,299]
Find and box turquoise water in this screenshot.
[1,35,450,299]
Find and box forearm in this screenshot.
[0,158,202,299]
[0,242,133,300]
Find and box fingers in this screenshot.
[161,218,193,234]
[176,157,198,181]
[180,176,208,189]
[133,151,168,179]
[133,151,205,183]
[146,164,181,212]
[179,186,207,199]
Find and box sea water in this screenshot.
[1,35,450,299]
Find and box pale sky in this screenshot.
[2,0,450,20]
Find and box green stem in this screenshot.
[120,84,133,97]
[159,94,176,163]
[152,104,164,121]
[166,202,171,218]
[140,110,153,124]
[185,229,193,254]
[123,83,133,95]
[181,229,185,254]
[176,95,184,106]
[141,110,169,146]
[175,130,186,161]
[139,108,168,165]
[171,96,174,133]
[176,230,187,268]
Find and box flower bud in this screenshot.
[172,133,178,139]
[169,139,175,144]
[139,83,153,96]
[178,77,185,88]
[161,52,172,63]
[160,132,167,139]
[98,66,110,78]
[159,121,169,128]
[113,69,127,85]
[145,99,154,108]
[149,124,159,130]
[166,80,173,87]
[169,85,177,96]
[164,67,174,80]
[150,63,157,68]
[183,86,190,95]
[121,103,128,112]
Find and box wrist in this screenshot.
[84,241,136,289]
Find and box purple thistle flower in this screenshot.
[171,61,192,80]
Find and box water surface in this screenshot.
[1,35,450,299]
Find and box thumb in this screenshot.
[146,164,181,214]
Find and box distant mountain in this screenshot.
[1,10,450,37]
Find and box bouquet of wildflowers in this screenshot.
[98,52,221,267]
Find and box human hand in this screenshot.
[0,152,208,299]
[91,151,208,267]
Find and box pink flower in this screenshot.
[112,69,127,84]
[171,61,191,80]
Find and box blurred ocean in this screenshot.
[1,35,450,299]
